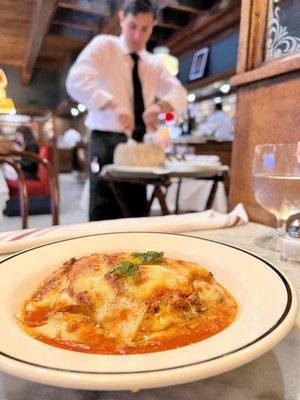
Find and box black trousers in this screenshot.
[88,130,147,221]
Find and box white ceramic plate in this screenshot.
[185,155,220,163]
[0,233,297,391]
[111,163,222,174]
[165,160,222,173]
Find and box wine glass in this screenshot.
[252,143,300,251]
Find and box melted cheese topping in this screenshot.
[113,143,166,167]
[20,253,238,354]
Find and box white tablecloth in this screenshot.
[0,204,247,254]
[0,222,299,399]
[149,179,227,213]
[81,174,228,214]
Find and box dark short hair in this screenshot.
[122,0,157,17]
[15,125,37,147]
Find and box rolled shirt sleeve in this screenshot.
[66,36,113,111]
[155,61,188,115]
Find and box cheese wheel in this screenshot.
[114,143,166,167]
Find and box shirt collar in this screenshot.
[118,35,146,61]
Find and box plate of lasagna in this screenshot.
[0,232,297,391]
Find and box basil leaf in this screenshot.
[109,261,139,277]
[131,251,164,265]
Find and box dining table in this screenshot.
[100,165,229,216]
[0,221,299,400]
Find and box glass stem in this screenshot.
[275,219,287,238]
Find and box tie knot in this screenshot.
[130,53,139,63]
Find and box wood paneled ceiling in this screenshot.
[0,0,240,85]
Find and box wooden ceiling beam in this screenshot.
[58,0,111,17]
[173,6,240,55]
[166,0,228,47]
[157,0,202,14]
[0,0,32,21]
[52,19,100,33]
[49,24,93,41]
[156,20,182,30]
[21,0,59,86]
[166,0,240,55]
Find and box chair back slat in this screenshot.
[0,149,59,228]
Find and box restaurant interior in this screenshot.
[0,0,299,398]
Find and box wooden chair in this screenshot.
[0,149,59,228]
[0,156,28,229]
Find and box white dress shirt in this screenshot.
[66,35,187,132]
[202,111,233,141]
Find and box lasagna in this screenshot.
[20,251,238,354]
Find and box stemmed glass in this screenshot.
[252,143,300,251]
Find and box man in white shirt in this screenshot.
[58,128,82,149]
[202,103,233,141]
[66,0,187,221]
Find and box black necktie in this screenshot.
[130,53,146,142]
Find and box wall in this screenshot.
[53,115,87,139]
[0,65,61,109]
[178,29,240,85]
[230,70,300,226]
[229,0,300,226]
[59,59,73,101]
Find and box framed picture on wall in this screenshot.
[189,47,209,81]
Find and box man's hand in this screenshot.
[143,104,161,133]
[143,111,159,132]
[143,101,173,133]
[102,99,134,137]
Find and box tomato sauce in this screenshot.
[23,302,237,354]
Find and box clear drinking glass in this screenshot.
[252,143,300,251]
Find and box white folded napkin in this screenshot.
[0,204,248,255]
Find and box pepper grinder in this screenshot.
[281,219,300,263]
